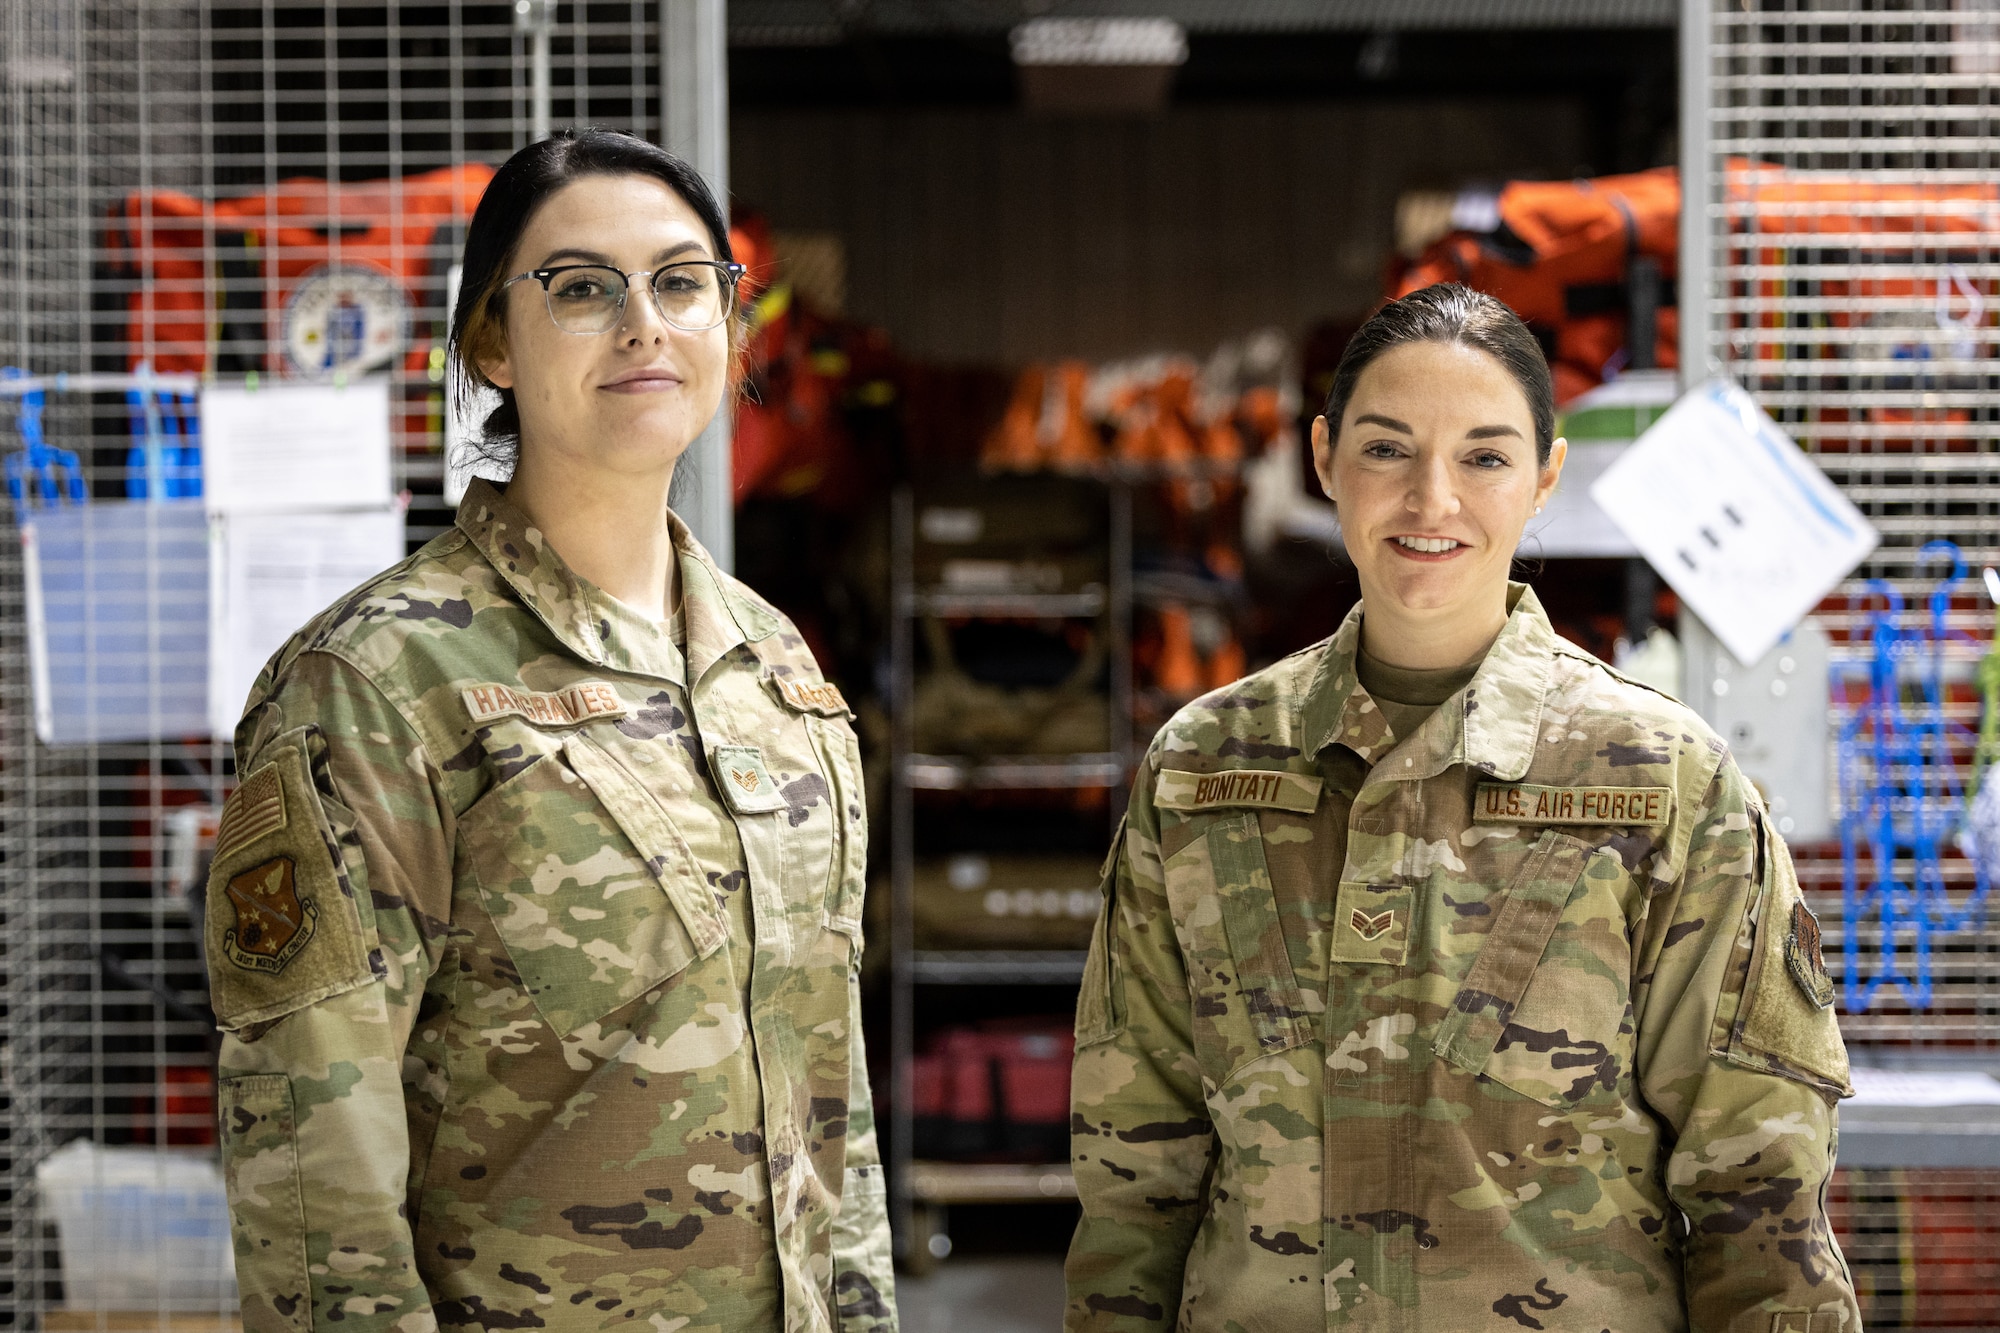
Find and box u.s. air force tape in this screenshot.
[1155,768,1323,814]
[1475,782,1672,827]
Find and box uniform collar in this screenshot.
[455,477,779,686]
[1299,582,1553,783]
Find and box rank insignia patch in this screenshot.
[1350,908,1396,941]
[709,744,786,814]
[1331,880,1413,966]
[221,856,318,975]
[1785,898,1836,1010]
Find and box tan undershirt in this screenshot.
[1356,646,1482,743]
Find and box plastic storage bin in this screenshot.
[34,1138,236,1311]
[21,500,210,745]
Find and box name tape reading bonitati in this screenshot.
[773,677,850,716]
[1156,768,1323,814]
[463,682,631,728]
[1475,783,1672,827]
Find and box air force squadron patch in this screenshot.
[222,856,318,974]
[1786,899,1837,1009]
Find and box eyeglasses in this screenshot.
[502,260,747,335]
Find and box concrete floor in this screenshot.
[896,1256,1066,1333]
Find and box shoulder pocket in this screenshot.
[1726,814,1851,1098]
[219,1074,309,1331]
[205,729,378,1033]
[1433,831,1625,1107]
[805,714,868,945]
[459,732,727,1038]
[1161,811,1313,1080]
[1075,816,1127,1049]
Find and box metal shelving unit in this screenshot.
[886,480,1132,1269]
[907,950,1092,987]
[901,753,1126,792]
[906,1161,1080,1206]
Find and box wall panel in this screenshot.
[733,100,1589,364]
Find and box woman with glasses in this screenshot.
[205,130,896,1333]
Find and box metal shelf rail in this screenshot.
[908,950,1092,987]
[886,481,1132,1268]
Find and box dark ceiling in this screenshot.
[731,27,1681,175]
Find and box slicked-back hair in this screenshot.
[1322,283,1556,465]
[448,128,734,467]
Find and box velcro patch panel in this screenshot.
[1156,768,1323,814]
[710,744,787,814]
[1475,783,1672,827]
[1332,880,1413,966]
[462,681,630,727]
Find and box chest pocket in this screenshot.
[1161,811,1313,1083]
[745,686,865,949]
[460,731,728,1037]
[1433,831,1632,1108]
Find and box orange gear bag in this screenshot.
[105,164,495,379]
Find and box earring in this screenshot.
[1534,505,1544,515]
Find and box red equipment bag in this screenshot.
[910,1021,1074,1161]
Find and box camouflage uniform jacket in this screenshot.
[205,478,896,1333]
[1066,586,1857,1333]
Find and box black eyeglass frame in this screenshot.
[500,260,749,334]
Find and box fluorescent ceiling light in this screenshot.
[1010,18,1189,68]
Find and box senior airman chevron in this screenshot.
[1155,767,1323,813]
[1476,782,1673,826]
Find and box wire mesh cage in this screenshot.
[0,1,659,1324]
[1700,0,2000,1052]
[1695,0,2000,1323]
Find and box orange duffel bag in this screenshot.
[105,163,495,379]
[1396,166,1680,403]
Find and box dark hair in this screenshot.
[449,128,735,465]
[1322,283,1556,465]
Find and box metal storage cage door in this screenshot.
[0,2,659,1323]
[1688,0,2000,1322]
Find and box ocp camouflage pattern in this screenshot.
[207,478,896,1333]
[1066,585,1857,1333]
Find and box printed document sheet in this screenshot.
[1591,377,1878,666]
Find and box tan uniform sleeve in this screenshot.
[209,650,453,1333]
[833,966,897,1330]
[1631,758,1860,1333]
[1065,760,1214,1332]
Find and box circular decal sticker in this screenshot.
[282,265,408,377]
